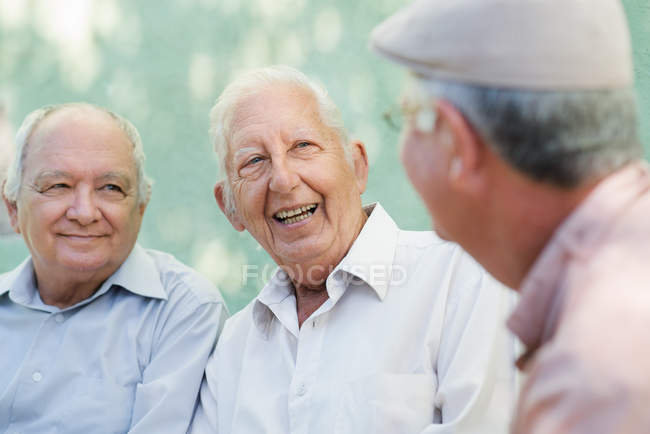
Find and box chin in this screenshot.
[277,235,330,259]
[59,256,113,274]
[434,229,453,242]
[431,221,453,242]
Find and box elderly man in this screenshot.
[371,0,650,432]
[191,65,516,433]
[0,103,226,433]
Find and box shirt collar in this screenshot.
[252,202,399,334]
[107,244,167,300]
[0,243,167,310]
[0,257,36,302]
[252,268,297,337]
[330,202,399,301]
[507,161,650,364]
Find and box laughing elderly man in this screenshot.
[0,103,226,433]
[191,66,516,434]
[371,0,650,432]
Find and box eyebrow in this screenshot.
[96,171,133,188]
[32,171,133,188]
[290,127,316,138]
[233,147,262,160]
[33,171,72,184]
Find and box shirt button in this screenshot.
[54,314,64,323]
[296,383,306,396]
[32,371,42,382]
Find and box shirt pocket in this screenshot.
[335,373,436,434]
[58,376,135,433]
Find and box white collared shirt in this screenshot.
[192,203,517,434]
[0,244,227,434]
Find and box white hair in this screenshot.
[209,65,351,215]
[3,103,153,205]
[413,78,642,187]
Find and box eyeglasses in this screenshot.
[383,74,439,133]
[382,102,437,133]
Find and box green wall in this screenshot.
[1,0,648,312]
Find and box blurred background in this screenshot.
[1,0,649,312]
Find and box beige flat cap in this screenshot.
[370,0,634,90]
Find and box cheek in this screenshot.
[401,134,433,184]
[401,133,448,210]
[104,203,143,232]
[233,182,265,224]
[20,201,62,229]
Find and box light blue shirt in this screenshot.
[0,244,227,434]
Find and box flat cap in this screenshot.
[370,0,634,90]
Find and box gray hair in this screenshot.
[210,65,351,215]
[3,103,153,205]
[416,79,642,187]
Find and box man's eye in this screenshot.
[46,183,69,191]
[102,184,124,193]
[295,141,311,149]
[246,156,264,166]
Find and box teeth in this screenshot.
[284,210,314,224]
[275,204,317,220]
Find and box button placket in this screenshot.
[11,312,65,416]
[296,382,307,397]
[288,312,328,434]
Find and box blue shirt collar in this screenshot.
[109,244,167,300]
[0,244,167,310]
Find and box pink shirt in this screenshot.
[507,162,650,434]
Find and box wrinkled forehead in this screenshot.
[227,84,332,152]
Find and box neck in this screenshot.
[284,207,368,327]
[473,170,600,289]
[294,282,329,327]
[33,266,111,309]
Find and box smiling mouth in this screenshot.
[273,204,318,225]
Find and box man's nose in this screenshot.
[269,159,300,194]
[65,187,102,225]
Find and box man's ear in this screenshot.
[138,201,147,217]
[349,140,369,194]
[2,185,20,234]
[138,184,152,217]
[436,100,485,193]
[214,181,245,232]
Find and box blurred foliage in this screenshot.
[0,0,649,312]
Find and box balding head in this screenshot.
[3,103,152,206]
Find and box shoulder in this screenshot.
[523,299,650,431]
[0,257,32,295]
[395,229,486,285]
[395,229,456,262]
[541,256,650,397]
[208,300,258,375]
[218,300,256,346]
[0,270,10,294]
[0,269,11,285]
[143,248,226,308]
